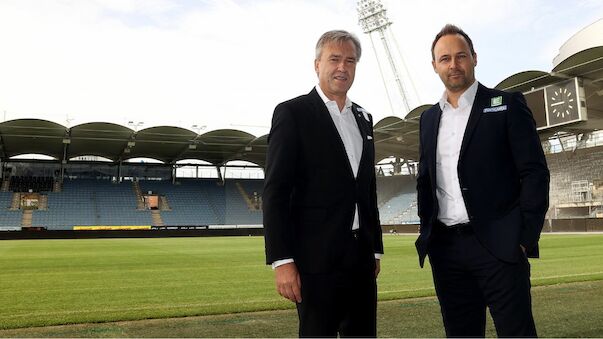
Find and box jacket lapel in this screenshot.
[459,83,487,161]
[351,104,370,177]
[307,88,355,179]
[428,106,443,191]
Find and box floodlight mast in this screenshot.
[357,0,420,116]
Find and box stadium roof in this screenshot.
[494,71,566,93]
[372,105,431,162]
[0,120,268,166]
[495,46,603,138]
[495,47,603,93]
[0,113,430,166]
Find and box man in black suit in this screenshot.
[263,30,384,337]
[415,24,549,337]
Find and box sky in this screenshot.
[1,0,602,137]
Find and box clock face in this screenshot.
[549,87,576,118]
[546,79,580,126]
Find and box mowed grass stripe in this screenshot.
[0,298,286,320]
[1,280,602,338]
[1,234,602,329]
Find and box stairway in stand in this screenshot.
[132,181,145,210]
[21,210,33,227]
[1,178,9,192]
[151,210,164,227]
[53,180,62,192]
[9,193,20,210]
[38,195,49,210]
[235,182,256,210]
[160,196,171,211]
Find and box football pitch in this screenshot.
[1,234,602,337]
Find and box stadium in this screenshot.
[1,4,603,339]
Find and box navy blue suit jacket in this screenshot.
[415,83,550,267]
[263,88,384,274]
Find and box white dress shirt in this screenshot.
[272,85,381,269]
[316,84,364,209]
[435,80,478,226]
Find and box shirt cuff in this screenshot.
[273,255,380,269]
[271,258,294,270]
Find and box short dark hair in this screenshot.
[431,24,475,60]
[315,30,362,61]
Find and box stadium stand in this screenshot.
[138,179,263,226]
[9,176,53,192]
[376,175,415,206]
[224,179,263,225]
[546,145,603,219]
[138,179,220,225]
[377,176,419,225]
[33,179,151,229]
[2,172,422,230]
[0,192,22,229]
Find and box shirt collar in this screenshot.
[316,84,352,112]
[438,80,479,110]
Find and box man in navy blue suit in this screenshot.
[416,24,549,337]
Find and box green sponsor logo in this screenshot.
[491,96,503,106]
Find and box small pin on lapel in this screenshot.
[491,96,503,107]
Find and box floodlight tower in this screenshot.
[357,0,420,116]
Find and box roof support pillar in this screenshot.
[216,165,224,184]
[172,165,176,184]
[60,141,69,184]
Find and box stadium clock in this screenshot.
[545,78,584,127]
[548,83,577,118]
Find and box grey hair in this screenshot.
[315,30,362,61]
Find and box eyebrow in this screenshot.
[327,53,357,62]
[438,51,467,59]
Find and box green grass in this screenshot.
[1,280,602,337]
[0,234,602,332]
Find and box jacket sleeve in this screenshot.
[262,103,298,264]
[368,113,384,255]
[507,92,550,251]
[416,112,434,229]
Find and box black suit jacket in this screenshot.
[416,83,549,267]
[263,88,384,274]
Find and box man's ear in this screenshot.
[432,60,437,73]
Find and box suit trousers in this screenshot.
[428,223,537,338]
[296,232,377,337]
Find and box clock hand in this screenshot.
[551,101,566,107]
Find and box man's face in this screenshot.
[314,40,357,100]
[432,34,477,94]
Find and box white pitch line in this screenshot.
[533,271,603,280]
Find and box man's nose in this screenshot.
[449,58,458,69]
